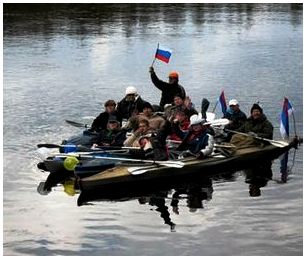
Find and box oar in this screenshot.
[37,143,77,149]
[55,154,185,168]
[204,118,230,127]
[37,143,140,150]
[65,120,89,128]
[128,165,160,175]
[225,129,289,148]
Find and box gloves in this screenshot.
[149,66,154,74]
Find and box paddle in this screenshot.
[37,143,140,150]
[204,118,230,127]
[55,154,185,168]
[37,143,77,149]
[128,165,160,175]
[225,129,289,148]
[65,120,89,128]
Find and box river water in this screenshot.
[3,3,303,256]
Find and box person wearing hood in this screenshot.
[174,114,214,159]
[149,66,186,111]
[116,86,148,123]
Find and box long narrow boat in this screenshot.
[78,139,299,194]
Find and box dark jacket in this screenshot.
[116,95,148,121]
[223,108,247,131]
[91,111,120,132]
[150,72,186,110]
[96,128,127,147]
[236,114,273,139]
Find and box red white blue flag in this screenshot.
[155,45,172,63]
[280,97,294,139]
[218,90,227,116]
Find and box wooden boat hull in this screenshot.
[78,143,295,194]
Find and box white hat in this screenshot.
[189,114,205,126]
[229,99,238,106]
[125,86,137,95]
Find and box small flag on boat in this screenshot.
[217,90,227,116]
[154,44,172,63]
[280,97,294,139]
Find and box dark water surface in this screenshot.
[3,3,303,256]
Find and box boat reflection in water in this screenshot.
[243,162,273,197]
[37,157,289,231]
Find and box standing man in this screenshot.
[149,66,186,111]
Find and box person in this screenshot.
[149,66,186,111]
[129,133,168,161]
[174,114,215,159]
[230,103,274,148]
[165,94,198,119]
[123,118,152,147]
[116,86,148,123]
[92,119,127,147]
[223,99,247,141]
[90,99,119,132]
[167,110,190,143]
[137,101,166,130]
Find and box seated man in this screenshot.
[165,94,198,120]
[230,103,274,148]
[223,99,247,141]
[136,102,166,130]
[90,99,119,132]
[116,86,148,124]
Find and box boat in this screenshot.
[78,139,299,195]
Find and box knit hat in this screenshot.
[168,71,179,79]
[251,103,263,114]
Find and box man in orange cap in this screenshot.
[149,66,186,111]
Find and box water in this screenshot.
[3,3,303,256]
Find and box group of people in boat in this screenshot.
[88,66,274,160]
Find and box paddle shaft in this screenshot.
[55,154,184,168]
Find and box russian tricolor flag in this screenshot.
[155,45,172,63]
[280,97,294,139]
[218,91,227,116]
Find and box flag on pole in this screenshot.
[280,97,294,139]
[218,90,227,116]
[155,45,172,63]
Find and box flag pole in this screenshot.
[151,43,159,67]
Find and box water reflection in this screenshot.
[4,3,302,39]
[243,162,272,197]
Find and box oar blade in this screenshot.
[65,120,88,128]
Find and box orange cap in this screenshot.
[168,71,179,79]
